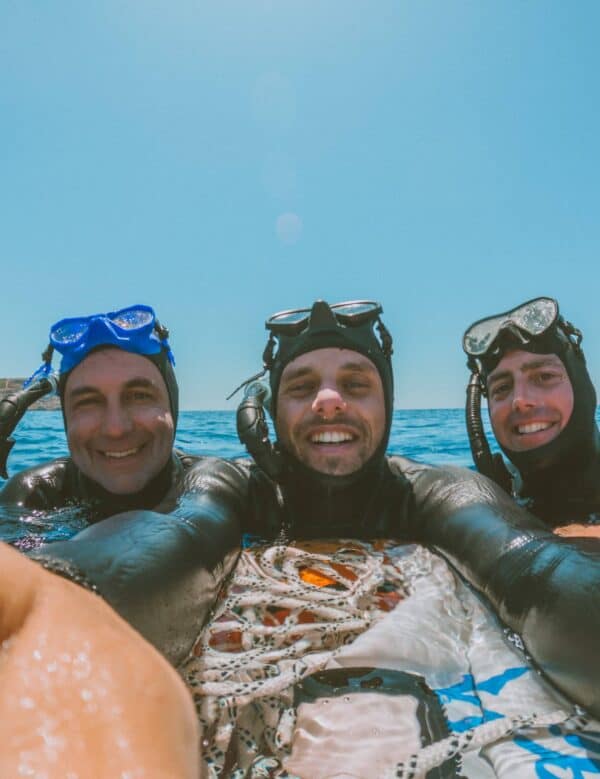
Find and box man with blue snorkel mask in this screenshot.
[1,305,180,515]
[0,304,242,665]
[463,297,600,533]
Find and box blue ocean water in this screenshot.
[0,408,494,547]
[3,408,483,476]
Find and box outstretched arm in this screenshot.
[407,462,600,718]
[29,458,247,665]
[0,542,201,777]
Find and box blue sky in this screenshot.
[2,1,599,409]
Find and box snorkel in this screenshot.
[463,297,589,493]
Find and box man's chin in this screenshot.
[303,453,363,477]
[89,473,151,496]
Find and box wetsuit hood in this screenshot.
[268,300,394,499]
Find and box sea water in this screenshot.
[3,408,485,473]
[0,408,496,547]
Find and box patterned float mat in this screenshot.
[181,540,600,778]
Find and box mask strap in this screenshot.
[560,318,583,353]
[375,318,393,358]
[23,344,55,388]
[154,320,175,366]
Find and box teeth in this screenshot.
[311,431,354,444]
[517,422,553,435]
[104,448,139,459]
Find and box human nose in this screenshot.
[101,399,134,437]
[312,387,347,419]
[511,379,535,412]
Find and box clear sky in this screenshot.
[2,1,599,409]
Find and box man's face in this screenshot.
[487,349,574,452]
[276,347,386,476]
[63,349,174,495]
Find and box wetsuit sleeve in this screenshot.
[409,463,600,718]
[29,458,247,666]
[0,459,70,511]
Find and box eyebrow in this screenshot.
[281,360,377,384]
[67,377,158,400]
[488,357,563,385]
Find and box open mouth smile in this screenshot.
[309,430,357,445]
[101,446,143,460]
[514,422,556,436]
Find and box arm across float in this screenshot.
[30,457,246,665]
[409,461,600,718]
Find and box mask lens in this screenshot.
[511,297,557,335]
[110,306,154,330]
[463,315,504,355]
[51,320,89,346]
[268,309,310,326]
[331,300,381,323]
[464,297,558,356]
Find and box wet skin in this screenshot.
[63,349,175,495]
[275,347,386,476]
[487,349,574,453]
[0,542,200,777]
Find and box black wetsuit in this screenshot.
[11,450,600,719]
[0,451,208,520]
[0,452,243,665]
[513,436,600,526]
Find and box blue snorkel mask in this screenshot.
[25,304,175,385]
[33,304,175,378]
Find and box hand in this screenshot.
[0,542,201,778]
[554,523,600,539]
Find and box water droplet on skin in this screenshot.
[18,760,35,776]
[80,688,93,702]
[20,697,35,709]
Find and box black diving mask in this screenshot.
[267,300,384,336]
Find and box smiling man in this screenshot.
[63,348,175,498]
[236,299,406,540]
[463,296,600,530]
[276,348,386,476]
[1,304,181,518]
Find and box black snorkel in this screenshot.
[235,380,284,482]
[0,373,57,479]
[465,366,513,494]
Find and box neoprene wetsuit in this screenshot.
[0,452,243,666]
[514,435,600,526]
[9,452,600,719]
